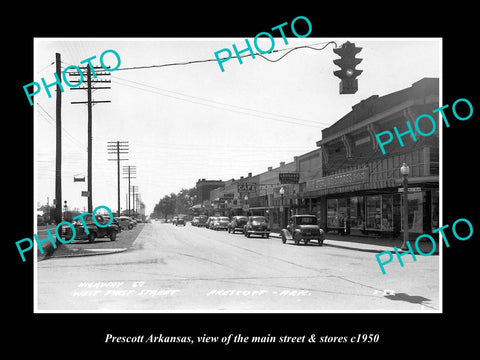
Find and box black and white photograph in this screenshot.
[7,6,479,354]
[32,37,441,313]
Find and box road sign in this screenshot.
[81,191,90,197]
[398,187,422,193]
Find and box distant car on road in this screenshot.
[117,216,135,230]
[191,217,200,226]
[175,218,186,226]
[196,215,208,227]
[211,216,229,230]
[206,217,217,229]
[63,214,119,243]
[280,215,325,246]
[228,216,248,234]
[244,216,270,238]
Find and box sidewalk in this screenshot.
[268,231,440,255]
[37,223,145,260]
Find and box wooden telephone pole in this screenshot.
[55,53,62,224]
[68,65,111,213]
[107,141,129,217]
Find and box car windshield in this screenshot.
[296,217,317,225]
[251,216,267,222]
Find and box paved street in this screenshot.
[36,222,440,312]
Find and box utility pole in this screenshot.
[69,65,111,213]
[107,141,129,217]
[55,53,62,224]
[122,165,136,216]
[130,185,139,216]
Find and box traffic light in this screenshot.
[333,41,363,94]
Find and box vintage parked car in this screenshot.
[191,217,200,226]
[205,217,217,229]
[244,216,270,238]
[211,216,229,230]
[196,215,208,227]
[228,216,248,234]
[280,215,325,246]
[62,214,119,243]
[117,216,135,230]
[175,217,186,226]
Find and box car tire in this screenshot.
[294,233,301,245]
[266,234,269,239]
[232,229,235,234]
[319,240,323,246]
[110,231,117,241]
[88,232,96,243]
[128,224,133,230]
[281,233,286,244]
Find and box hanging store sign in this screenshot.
[397,187,422,193]
[306,167,369,191]
[279,172,300,184]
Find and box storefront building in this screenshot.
[305,78,439,240]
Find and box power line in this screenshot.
[112,78,326,129]
[111,74,331,127]
[114,41,338,71]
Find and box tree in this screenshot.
[153,187,197,220]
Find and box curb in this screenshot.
[49,247,128,259]
[268,232,439,255]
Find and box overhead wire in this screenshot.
[114,41,338,71]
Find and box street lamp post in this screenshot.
[279,186,285,229]
[244,195,248,216]
[400,162,410,250]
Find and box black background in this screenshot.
[6,3,477,355]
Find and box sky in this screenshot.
[33,37,441,216]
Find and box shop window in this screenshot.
[431,190,439,230]
[366,195,381,230]
[327,199,338,228]
[350,196,364,230]
[327,198,347,229]
[381,194,394,231]
[401,192,424,233]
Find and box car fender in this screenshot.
[281,228,293,240]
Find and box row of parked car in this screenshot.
[187,214,326,246]
[62,214,140,243]
[191,215,271,238]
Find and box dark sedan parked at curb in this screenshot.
[228,216,248,234]
[244,216,270,238]
[62,214,119,243]
[280,215,325,246]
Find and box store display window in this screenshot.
[350,196,364,230]
[381,194,394,231]
[401,191,424,233]
[366,195,381,230]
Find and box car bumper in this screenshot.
[300,233,325,241]
[248,230,270,235]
